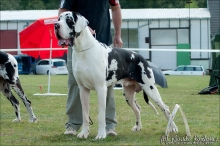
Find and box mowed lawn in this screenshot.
[0,75,219,145]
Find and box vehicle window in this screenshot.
[53,61,66,67]
[194,67,202,71]
[38,61,49,65]
[184,67,193,71]
[175,67,184,71]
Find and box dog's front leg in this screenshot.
[95,87,107,140]
[77,86,90,139]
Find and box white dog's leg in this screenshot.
[77,86,90,139]
[142,84,178,133]
[123,85,142,131]
[94,86,107,140]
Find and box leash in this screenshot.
[78,45,94,52]
[89,116,93,125]
[93,33,96,39]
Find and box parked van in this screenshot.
[162,65,205,76]
[14,55,36,74]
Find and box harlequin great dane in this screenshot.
[0,51,37,122]
[55,11,178,139]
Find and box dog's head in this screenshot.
[54,11,88,47]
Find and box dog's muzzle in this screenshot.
[54,23,73,47]
[58,39,72,47]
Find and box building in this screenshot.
[0,8,211,70]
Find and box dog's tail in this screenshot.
[143,91,159,114]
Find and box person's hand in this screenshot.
[88,27,96,35]
[113,35,123,48]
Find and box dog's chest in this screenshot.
[72,48,108,89]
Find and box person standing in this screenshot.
[58,0,123,136]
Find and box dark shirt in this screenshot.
[60,0,119,45]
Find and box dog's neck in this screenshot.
[73,27,95,52]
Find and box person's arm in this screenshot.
[111,4,123,48]
[58,0,73,15]
[58,8,69,16]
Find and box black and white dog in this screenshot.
[55,12,177,139]
[0,51,37,122]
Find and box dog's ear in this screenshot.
[74,13,89,33]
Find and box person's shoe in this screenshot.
[64,127,77,135]
[106,128,117,136]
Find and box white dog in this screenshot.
[55,12,178,139]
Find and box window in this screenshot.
[111,28,138,48]
[53,61,66,67]
[185,67,193,71]
[39,61,49,65]
[175,67,184,71]
[194,67,202,71]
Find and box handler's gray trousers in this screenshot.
[65,47,117,131]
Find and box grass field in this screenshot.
[0,75,219,145]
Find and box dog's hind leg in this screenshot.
[142,83,178,133]
[123,84,142,131]
[143,92,158,114]
[11,78,37,122]
[0,79,21,122]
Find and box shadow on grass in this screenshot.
[38,133,122,145]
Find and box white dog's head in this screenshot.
[54,11,88,47]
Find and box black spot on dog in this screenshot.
[66,17,74,29]
[4,88,10,93]
[126,100,129,105]
[72,12,78,23]
[5,63,15,84]
[143,91,149,103]
[99,42,108,49]
[106,70,114,81]
[150,86,154,90]
[0,51,9,64]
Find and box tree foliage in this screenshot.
[26,0,46,10]
[120,0,206,9]
[0,0,22,10]
[0,0,207,10]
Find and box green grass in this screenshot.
[0,75,219,145]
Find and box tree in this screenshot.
[119,0,206,9]
[185,0,199,8]
[44,0,60,10]
[0,0,21,10]
[0,0,207,10]
[26,0,46,10]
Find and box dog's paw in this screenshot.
[77,131,89,139]
[131,125,142,131]
[94,134,106,140]
[29,117,37,123]
[168,121,178,133]
[12,118,21,122]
